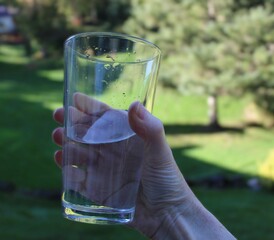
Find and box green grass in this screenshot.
[0,45,274,239]
[1,189,274,240]
[0,193,146,240]
[195,188,274,240]
[0,46,63,189]
[153,87,274,178]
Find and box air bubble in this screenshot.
[113,62,120,68]
[104,64,111,70]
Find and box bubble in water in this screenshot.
[113,62,120,68]
[104,64,111,70]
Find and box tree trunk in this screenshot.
[206,2,220,129]
[207,0,216,20]
[207,95,221,129]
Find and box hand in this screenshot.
[52,93,192,233]
[52,93,235,239]
[53,93,144,209]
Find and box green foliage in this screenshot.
[123,0,274,116]
[13,0,131,55]
[10,0,274,116]
[15,0,72,55]
[58,0,131,28]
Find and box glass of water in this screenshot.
[62,32,161,224]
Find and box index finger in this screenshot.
[74,92,110,115]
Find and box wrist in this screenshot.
[151,199,236,240]
[151,199,199,240]
[130,179,197,238]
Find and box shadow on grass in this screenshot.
[172,145,237,178]
[0,55,63,190]
[0,97,62,190]
[0,60,63,95]
[164,123,245,135]
[172,145,249,189]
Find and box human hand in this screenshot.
[53,93,144,209]
[52,93,235,239]
[52,93,192,232]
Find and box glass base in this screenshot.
[62,201,135,225]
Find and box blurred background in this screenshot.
[0,0,274,239]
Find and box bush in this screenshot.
[15,1,73,56]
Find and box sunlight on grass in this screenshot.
[44,102,63,111]
[20,94,62,111]
[168,127,274,178]
[38,69,63,82]
[154,86,208,124]
[0,45,29,64]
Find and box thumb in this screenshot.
[128,101,166,148]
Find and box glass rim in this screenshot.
[65,32,161,64]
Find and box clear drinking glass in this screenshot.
[62,32,161,224]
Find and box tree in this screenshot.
[14,0,71,56]
[58,0,131,29]
[123,0,274,128]
[14,0,131,56]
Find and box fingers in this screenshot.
[52,127,63,146]
[74,92,110,115]
[54,150,62,168]
[52,128,63,167]
[128,101,175,170]
[53,93,110,125]
[53,108,64,124]
[128,102,165,146]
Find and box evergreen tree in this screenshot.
[123,0,274,128]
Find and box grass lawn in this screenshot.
[1,189,274,240]
[0,193,146,240]
[0,45,274,239]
